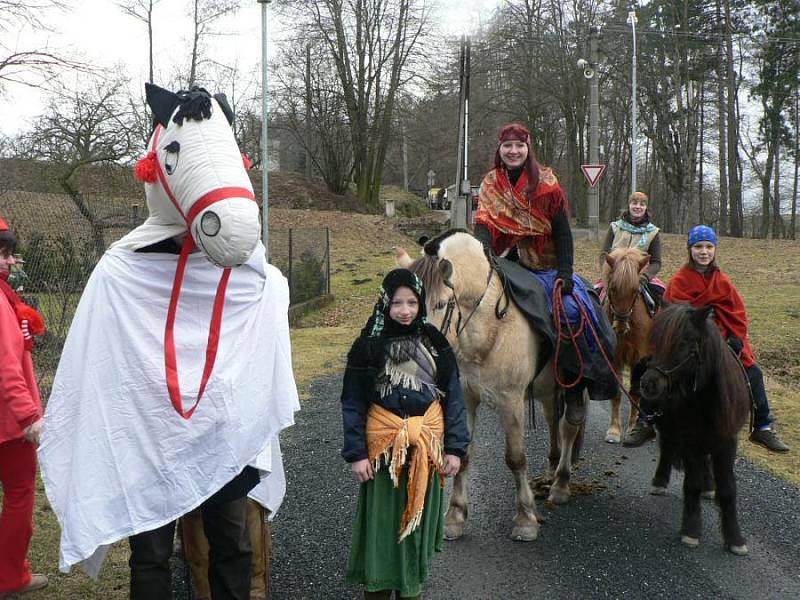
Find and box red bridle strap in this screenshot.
[164,237,232,419]
[149,125,256,419]
[186,187,256,228]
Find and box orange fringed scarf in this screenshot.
[474,167,567,257]
[664,265,755,367]
[366,401,444,542]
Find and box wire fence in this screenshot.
[2,191,330,397]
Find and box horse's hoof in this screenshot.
[701,490,715,500]
[605,431,621,444]
[548,487,570,505]
[443,523,464,541]
[511,524,539,542]
[728,544,748,556]
[681,535,700,548]
[650,485,668,496]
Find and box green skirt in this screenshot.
[346,467,444,598]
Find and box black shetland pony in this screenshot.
[639,304,750,556]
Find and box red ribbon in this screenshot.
[148,124,255,419]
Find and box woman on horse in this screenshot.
[597,191,666,308]
[341,268,469,600]
[663,225,789,453]
[473,122,617,409]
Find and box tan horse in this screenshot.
[396,231,584,542]
[601,247,653,443]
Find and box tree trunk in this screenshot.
[724,0,742,237]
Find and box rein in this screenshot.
[439,263,501,338]
[551,280,634,403]
[151,124,256,419]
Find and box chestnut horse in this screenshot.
[601,247,652,443]
[397,231,585,542]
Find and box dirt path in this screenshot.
[270,373,800,599]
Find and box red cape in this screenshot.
[664,265,755,366]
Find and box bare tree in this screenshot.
[116,0,162,84]
[186,0,241,88]
[0,1,90,93]
[279,0,429,208]
[19,75,139,255]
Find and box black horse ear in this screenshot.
[214,93,235,126]
[691,305,713,329]
[423,238,439,256]
[146,83,181,128]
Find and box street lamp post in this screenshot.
[257,0,272,260]
[629,9,638,195]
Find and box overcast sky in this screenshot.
[0,0,500,136]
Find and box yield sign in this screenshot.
[581,164,606,188]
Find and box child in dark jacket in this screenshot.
[341,268,469,599]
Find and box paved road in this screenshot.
[271,373,800,600]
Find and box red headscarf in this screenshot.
[664,265,755,367]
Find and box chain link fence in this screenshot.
[2,191,330,397]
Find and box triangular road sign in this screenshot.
[581,164,606,187]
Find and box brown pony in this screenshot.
[396,231,585,543]
[601,247,652,443]
[640,304,750,555]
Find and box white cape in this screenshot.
[39,243,299,576]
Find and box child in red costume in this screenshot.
[664,225,789,453]
[0,217,48,597]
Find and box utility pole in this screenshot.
[588,26,600,234]
[451,35,471,229]
[305,43,312,180]
[257,0,271,260]
[629,10,638,194]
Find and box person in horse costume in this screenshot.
[38,84,299,600]
[0,218,48,598]
[473,123,616,426]
[596,191,666,447]
[341,269,469,600]
[662,225,789,453]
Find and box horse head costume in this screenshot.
[39,84,299,576]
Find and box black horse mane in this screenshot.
[173,87,214,125]
[650,303,749,437]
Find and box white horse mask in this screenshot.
[113,83,262,418]
[123,83,260,266]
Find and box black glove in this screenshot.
[727,336,743,355]
[557,273,574,295]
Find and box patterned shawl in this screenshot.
[474,167,566,256]
[614,218,657,248]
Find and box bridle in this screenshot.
[648,343,700,395]
[151,124,257,419]
[438,261,508,338]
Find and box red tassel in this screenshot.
[15,304,46,336]
[241,153,252,170]
[134,151,159,183]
